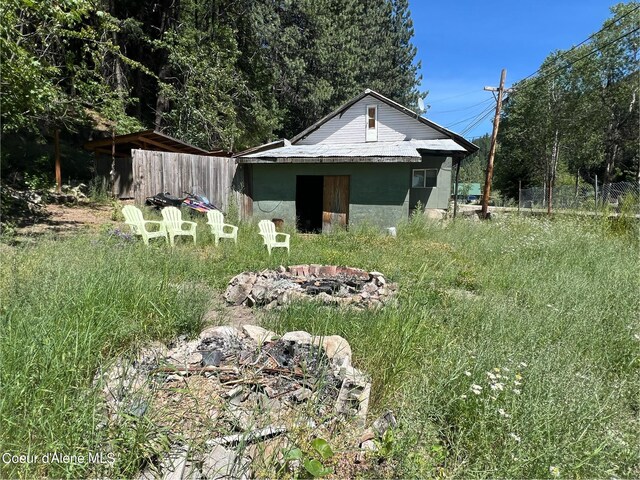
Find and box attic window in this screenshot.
[366,105,378,141]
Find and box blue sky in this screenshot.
[408,0,621,139]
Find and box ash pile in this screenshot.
[225,264,397,309]
[97,325,379,479]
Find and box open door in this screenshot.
[322,175,350,232]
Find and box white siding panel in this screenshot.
[297,96,446,145]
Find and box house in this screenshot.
[237,89,477,232]
[454,183,482,203]
[240,89,478,232]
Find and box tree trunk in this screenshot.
[547,129,559,215]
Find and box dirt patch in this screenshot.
[15,202,120,236]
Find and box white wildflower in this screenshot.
[464,371,472,377]
[503,366,510,372]
[513,388,521,395]
[486,371,497,381]
[549,466,560,477]
[509,432,521,442]
[633,333,640,341]
[460,394,468,399]
[471,384,483,395]
[518,362,528,368]
[498,408,510,418]
[490,382,505,391]
[514,380,522,386]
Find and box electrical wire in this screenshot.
[518,4,640,84]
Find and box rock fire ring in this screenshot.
[96,325,394,478]
[225,265,397,309]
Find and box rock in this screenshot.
[335,378,371,424]
[160,444,189,480]
[199,325,242,342]
[225,282,253,306]
[337,365,370,387]
[242,325,277,345]
[291,387,312,403]
[186,352,203,365]
[202,444,248,479]
[424,208,446,220]
[372,410,397,437]
[200,350,223,367]
[314,335,352,367]
[165,374,184,383]
[277,265,286,273]
[359,428,375,444]
[281,331,313,344]
[361,440,378,452]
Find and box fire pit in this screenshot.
[96,325,374,478]
[224,265,397,309]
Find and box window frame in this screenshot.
[411,168,438,189]
[365,104,378,142]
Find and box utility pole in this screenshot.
[481,69,511,219]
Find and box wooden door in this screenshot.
[322,175,350,232]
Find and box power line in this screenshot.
[445,103,495,129]
[518,4,640,84]
[429,97,494,115]
[459,105,495,136]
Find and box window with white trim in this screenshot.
[412,169,438,188]
[365,105,377,141]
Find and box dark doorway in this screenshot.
[296,176,324,232]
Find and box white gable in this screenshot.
[295,95,447,145]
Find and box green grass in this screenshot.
[1,214,638,478]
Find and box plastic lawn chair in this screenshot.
[206,210,238,245]
[161,206,197,246]
[258,220,290,255]
[122,205,168,245]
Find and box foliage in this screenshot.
[496,3,640,200]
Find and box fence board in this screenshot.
[132,149,251,218]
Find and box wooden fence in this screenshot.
[131,149,252,218]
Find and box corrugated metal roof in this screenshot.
[239,139,466,163]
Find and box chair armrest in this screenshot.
[275,232,290,241]
[142,220,165,232]
[223,224,238,233]
[182,221,197,230]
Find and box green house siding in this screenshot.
[409,156,452,210]
[252,163,411,228]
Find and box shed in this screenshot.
[84,130,230,198]
[236,89,478,232]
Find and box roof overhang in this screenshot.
[84,130,231,157]
[237,139,467,164]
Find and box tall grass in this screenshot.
[1,215,638,478]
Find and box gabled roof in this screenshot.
[290,89,478,153]
[84,130,231,157]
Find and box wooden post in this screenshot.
[54,128,61,192]
[481,69,508,219]
[453,158,461,218]
[595,174,598,211]
[518,180,522,213]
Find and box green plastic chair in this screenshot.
[122,205,168,245]
[258,220,290,255]
[206,210,238,245]
[161,206,197,246]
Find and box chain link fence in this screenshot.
[519,181,640,213]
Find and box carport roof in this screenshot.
[84,130,230,157]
